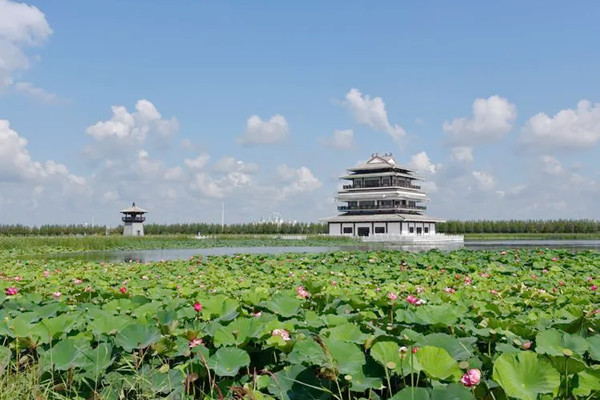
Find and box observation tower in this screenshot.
[120,202,147,236]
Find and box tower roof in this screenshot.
[347,153,415,173]
[120,202,147,214]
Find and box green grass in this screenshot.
[0,234,359,256]
[464,232,600,240]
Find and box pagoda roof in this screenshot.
[120,202,147,214]
[337,190,427,202]
[322,213,445,223]
[347,153,415,173]
[340,171,423,180]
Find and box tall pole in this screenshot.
[221,201,224,232]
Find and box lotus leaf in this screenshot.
[208,347,250,377]
[492,351,560,400]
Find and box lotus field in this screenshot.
[1,249,599,399]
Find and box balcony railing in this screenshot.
[338,204,426,211]
[342,183,421,190]
[122,216,146,223]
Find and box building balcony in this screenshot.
[342,183,421,190]
[122,216,146,223]
[338,204,426,212]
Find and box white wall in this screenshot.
[328,223,341,235]
[388,222,401,234]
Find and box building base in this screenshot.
[123,222,144,236]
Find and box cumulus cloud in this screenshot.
[325,129,354,150]
[450,146,474,163]
[213,156,258,174]
[86,99,178,144]
[540,155,564,176]
[184,154,210,170]
[0,119,82,184]
[343,88,406,142]
[238,114,289,145]
[408,151,437,174]
[520,100,600,150]
[0,0,52,87]
[275,165,322,199]
[472,170,495,191]
[444,95,517,145]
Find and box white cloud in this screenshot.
[443,95,517,145]
[0,0,52,87]
[0,119,83,185]
[450,146,474,163]
[184,153,210,170]
[326,129,354,150]
[343,88,406,142]
[86,99,179,144]
[213,156,258,174]
[472,170,495,191]
[238,114,289,145]
[540,155,564,176]
[14,81,58,103]
[276,165,322,199]
[520,100,600,150]
[408,151,437,174]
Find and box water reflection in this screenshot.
[41,240,600,263]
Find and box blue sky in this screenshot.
[1,1,599,225]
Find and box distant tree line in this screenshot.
[437,219,600,234]
[0,224,109,236]
[1,220,599,236]
[143,222,328,235]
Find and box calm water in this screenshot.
[39,240,600,263]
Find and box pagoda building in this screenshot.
[325,153,444,237]
[120,202,147,236]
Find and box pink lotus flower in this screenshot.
[330,280,337,286]
[440,268,447,274]
[559,281,565,286]
[252,311,262,318]
[296,286,309,298]
[53,292,62,299]
[415,299,426,306]
[479,272,490,278]
[587,276,594,282]
[443,287,456,294]
[141,275,149,280]
[5,287,18,296]
[591,285,598,291]
[542,269,548,274]
[272,329,290,341]
[406,295,419,305]
[412,347,419,354]
[84,286,93,292]
[501,250,507,256]
[490,289,499,296]
[42,270,50,278]
[193,302,203,312]
[73,278,83,284]
[522,341,532,350]
[531,275,537,280]
[464,277,472,285]
[189,338,203,348]
[552,257,558,262]
[13,276,22,281]
[461,368,481,387]
[119,287,127,294]
[553,287,558,293]
[416,286,425,294]
[387,292,398,301]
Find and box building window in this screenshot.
[343,227,353,234]
[424,227,429,234]
[417,227,422,235]
[409,227,414,233]
[375,227,385,234]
